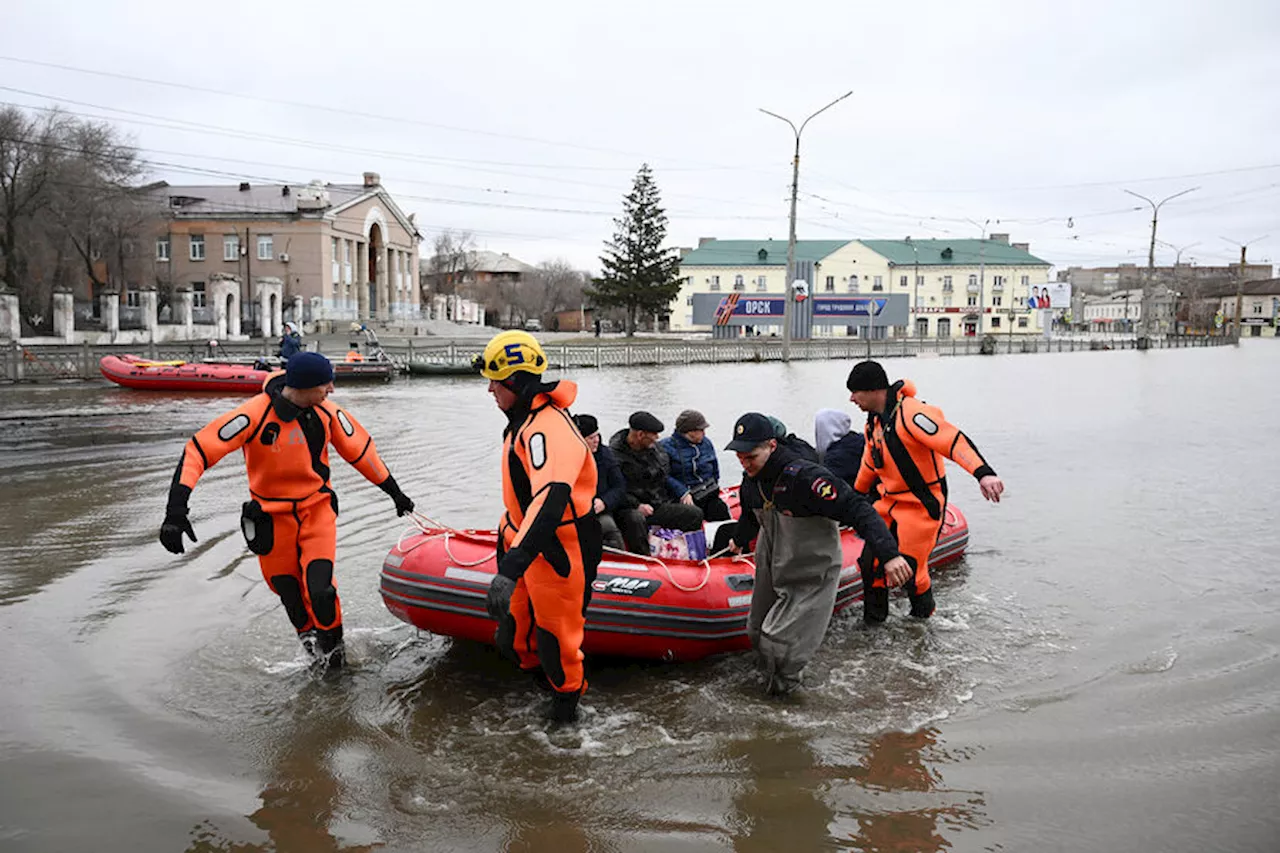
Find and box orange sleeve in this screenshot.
[900,400,996,480]
[324,403,390,486]
[167,396,268,512]
[853,433,878,494]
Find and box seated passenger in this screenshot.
[609,411,704,555]
[767,415,819,462]
[814,407,866,486]
[661,409,731,522]
[573,413,626,550]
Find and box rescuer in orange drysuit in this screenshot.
[475,330,602,723]
[847,360,1005,623]
[158,352,415,669]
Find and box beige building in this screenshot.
[674,235,1053,337]
[141,172,421,331]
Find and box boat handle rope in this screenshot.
[602,545,713,593]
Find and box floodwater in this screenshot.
[1,343,1277,852]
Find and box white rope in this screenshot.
[602,545,711,593]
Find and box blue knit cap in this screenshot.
[284,352,334,389]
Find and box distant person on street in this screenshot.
[847,360,1005,623]
[278,321,303,360]
[158,352,415,671]
[726,412,906,696]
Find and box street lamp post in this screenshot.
[1122,186,1198,337]
[963,218,990,337]
[759,91,853,362]
[1220,235,1270,339]
[905,236,920,337]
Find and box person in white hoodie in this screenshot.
[813,408,865,487]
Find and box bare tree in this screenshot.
[520,259,588,328]
[420,230,476,297]
[0,107,66,299]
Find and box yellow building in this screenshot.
[675,236,1053,337]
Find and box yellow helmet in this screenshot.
[474,330,548,380]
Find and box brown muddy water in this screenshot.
[1,344,1277,852]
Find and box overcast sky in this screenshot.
[3,0,1278,274]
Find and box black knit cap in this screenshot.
[846,360,889,393]
[573,413,599,437]
[284,352,335,389]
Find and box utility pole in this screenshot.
[964,218,990,337]
[1122,187,1198,337]
[906,236,920,337]
[759,90,853,361]
[1220,235,1269,339]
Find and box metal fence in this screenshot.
[0,333,1235,383]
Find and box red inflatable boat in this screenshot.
[100,354,267,393]
[380,503,970,662]
[100,354,397,393]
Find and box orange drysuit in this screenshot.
[166,372,400,653]
[495,380,602,696]
[855,379,996,619]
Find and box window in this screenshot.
[916,275,925,287]
[257,234,274,260]
[1018,316,1029,328]
[125,290,141,308]
[223,234,240,261]
[967,295,978,307]
[1021,275,1030,287]
[192,281,206,309]
[710,275,721,291]
[943,294,953,307]
[848,275,859,293]
[992,275,1005,290]
[756,275,767,291]
[343,240,352,285]
[943,275,953,292]
[824,275,835,293]
[993,295,1003,307]
[156,237,170,261]
[733,274,744,291]
[331,237,340,282]
[873,276,883,291]
[991,316,1001,328]
[189,234,205,261]
[968,274,978,287]
[899,275,908,288]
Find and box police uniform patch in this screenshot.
[529,432,547,469]
[218,413,251,441]
[912,413,939,435]
[811,477,836,500]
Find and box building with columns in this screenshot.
[673,236,1053,337]
[140,172,421,333]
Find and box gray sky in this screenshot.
[3,0,1278,274]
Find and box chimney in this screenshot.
[1012,242,1029,252]
[363,172,381,188]
[989,233,1010,244]
[698,237,716,247]
[238,182,251,192]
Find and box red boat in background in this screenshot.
[380,503,970,662]
[100,353,397,393]
[100,354,267,393]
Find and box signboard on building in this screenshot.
[693,293,908,327]
[1046,281,1072,309]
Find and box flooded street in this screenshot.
[1,344,1278,852]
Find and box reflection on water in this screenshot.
[3,344,1280,852]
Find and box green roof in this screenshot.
[679,239,851,266]
[860,239,1049,267]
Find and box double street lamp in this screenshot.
[759,91,853,361]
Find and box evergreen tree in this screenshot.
[587,164,682,336]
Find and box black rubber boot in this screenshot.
[298,629,319,661]
[863,587,890,625]
[908,588,936,620]
[315,625,345,670]
[525,667,553,693]
[546,688,581,723]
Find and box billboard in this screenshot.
[1046,281,1072,309]
[693,292,908,327]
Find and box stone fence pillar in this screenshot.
[52,288,76,341]
[0,286,19,340]
[139,287,158,339]
[254,276,283,338]
[172,285,194,339]
[209,274,241,339]
[100,289,120,341]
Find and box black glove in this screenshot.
[486,574,517,620]
[391,491,414,517]
[159,513,198,554]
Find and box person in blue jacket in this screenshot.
[278,322,303,360]
[573,414,626,550]
[661,409,731,521]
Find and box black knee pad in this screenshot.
[271,575,310,630]
[304,560,339,626]
[535,626,566,689]
[863,587,890,625]
[909,588,935,619]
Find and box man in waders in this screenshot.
[475,330,602,722]
[158,352,415,670]
[726,412,909,696]
[847,360,1004,624]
